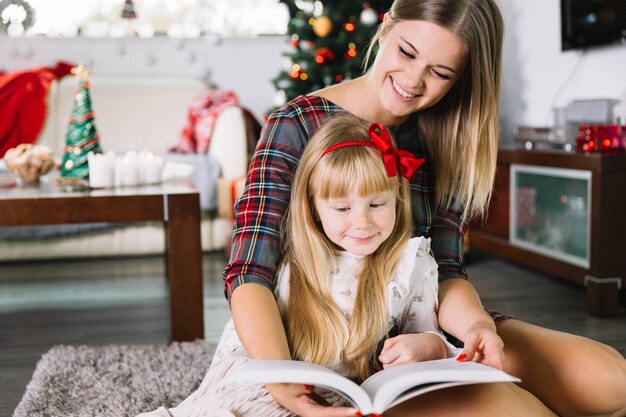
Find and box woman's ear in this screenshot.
[382,12,392,24]
[380,12,392,41]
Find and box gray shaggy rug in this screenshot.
[14,341,217,417]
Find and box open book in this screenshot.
[229,358,520,415]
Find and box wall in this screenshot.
[0,35,288,121]
[499,0,626,144]
[2,1,625,144]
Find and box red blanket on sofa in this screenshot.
[170,89,262,155]
[0,61,74,157]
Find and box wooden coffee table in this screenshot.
[0,174,204,342]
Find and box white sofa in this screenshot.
[0,75,250,261]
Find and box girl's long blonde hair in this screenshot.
[364,0,503,221]
[281,114,412,381]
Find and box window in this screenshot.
[3,0,289,37]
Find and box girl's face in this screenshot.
[370,16,467,123]
[314,189,396,256]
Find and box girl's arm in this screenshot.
[379,242,455,367]
[379,333,448,367]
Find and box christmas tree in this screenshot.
[272,0,393,109]
[59,65,102,186]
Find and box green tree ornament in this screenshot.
[60,65,102,184]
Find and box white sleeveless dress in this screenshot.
[136,237,460,417]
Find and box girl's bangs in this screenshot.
[312,148,397,199]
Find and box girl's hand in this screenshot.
[456,321,505,370]
[379,333,447,368]
[266,383,359,417]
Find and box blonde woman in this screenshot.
[224,0,626,416]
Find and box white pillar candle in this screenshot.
[115,156,123,187]
[144,153,164,184]
[137,150,150,184]
[88,152,115,188]
[119,151,139,187]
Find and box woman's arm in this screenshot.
[429,203,504,368]
[232,283,357,417]
[223,98,332,300]
[231,283,290,359]
[438,279,504,369]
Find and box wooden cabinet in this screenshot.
[470,148,626,316]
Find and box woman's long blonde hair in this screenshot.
[281,114,412,381]
[364,0,503,221]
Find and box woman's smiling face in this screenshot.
[369,16,467,123]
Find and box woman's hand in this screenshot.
[437,279,505,369]
[455,321,505,370]
[267,383,359,417]
[379,333,447,369]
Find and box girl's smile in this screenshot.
[314,190,397,256]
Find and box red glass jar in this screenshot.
[575,124,626,153]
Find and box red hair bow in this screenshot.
[368,123,425,180]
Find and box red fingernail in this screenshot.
[456,353,467,361]
[354,412,363,417]
[303,384,312,390]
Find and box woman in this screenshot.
[225,0,626,416]
[136,116,476,417]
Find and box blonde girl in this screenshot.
[138,114,471,417]
[280,114,464,384]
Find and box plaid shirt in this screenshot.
[223,95,467,301]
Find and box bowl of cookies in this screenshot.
[4,143,55,184]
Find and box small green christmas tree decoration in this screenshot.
[59,65,102,187]
[271,0,393,112]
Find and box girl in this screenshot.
[139,114,502,417]
[226,0,626,416]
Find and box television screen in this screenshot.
[561,0,626,51]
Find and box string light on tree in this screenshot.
[300,39,314,51]
[343,19,356,33]
[315,47,335,64]
[290,64,302,79]
[344,42,358,60]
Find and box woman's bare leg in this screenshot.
[384,382,557,417]
[498,319,626,417]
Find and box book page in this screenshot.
[360,358,520,412]
[228,360,374,411]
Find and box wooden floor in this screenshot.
[1,249,625,415]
